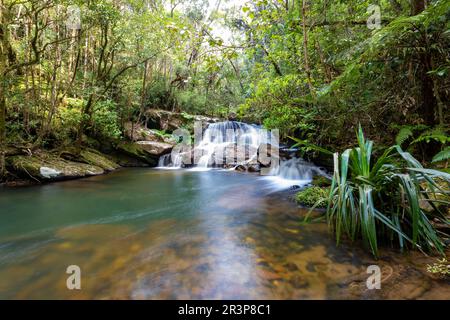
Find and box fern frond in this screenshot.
[396,127,414,146]
[432,147,450,163]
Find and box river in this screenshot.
[0,168,448,299]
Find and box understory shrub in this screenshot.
[326,126,450,258]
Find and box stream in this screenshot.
[0,168,448,299]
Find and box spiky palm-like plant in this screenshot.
[327,126,449,257]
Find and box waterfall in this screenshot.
[270,158,325,181]
[264,157,329,189]
[195,121,273,168]
[157,153,182,169]
[157,120,329,188]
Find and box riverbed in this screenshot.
[0,169,448,299]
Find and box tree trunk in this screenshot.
[411,1,437,126]
[0,77,6,178]
[301,0,314,95]
[0,2,8,178]
[411,0,426,15]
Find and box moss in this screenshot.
[7,156,42,178]
[427,258,450,278]
[116,142,158,166]
[312,175,332,187]
[6,153,105,181]
[295,186,329,208]
[80,150,120,172]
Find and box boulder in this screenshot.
[116,140,174,167]
[228,112,238,121]
[136,141,174,157]
[123,121,177,145]
[60,148,120,172]
[116,142,159,166]
[7,154,105,182]
[145,109,219,133]
[79,150,120,172]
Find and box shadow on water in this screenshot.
[0,168,448,299]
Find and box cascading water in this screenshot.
[157,120,329,189]
[157,153,182,169]
[265,157,329,189]
[195,121,274,169]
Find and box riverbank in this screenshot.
[1,109,221,187]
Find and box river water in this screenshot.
[0,168,448,299]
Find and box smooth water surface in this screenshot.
[0,169,448,299]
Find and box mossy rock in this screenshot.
[79,150,120,172]
[116,142,158,166]
[295,186,329,208]
[7,153,104,182]
[59,148,120,172]
[312,175,332,187]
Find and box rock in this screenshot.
[312,175,332,187]
[136,141,174,157]
[7,154,105,182]
[247,164,261,173]
[123,122,160,142]
[116,142,159,166]
[59,148,120,172]
[145,109,219,133]
[123,122,177,145]
[79,150,120,172]
[40,167,61,179]
[210,144,254,166]
[309,151,334,172]
[228,112,237,121]
[258,143,279,167]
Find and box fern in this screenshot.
[432,147,450,163]
[411,127,450,145]
[396,127,414,146]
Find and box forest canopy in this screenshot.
[0,0,449,178]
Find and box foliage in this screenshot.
[91,100,122,140]
[326,126,449,258]
[427,258,450,277]
[239,75,316,138]
[237,0,449,158]
[295,186,329,208]
[432,147,450,164]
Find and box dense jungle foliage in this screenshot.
[0,0,449,179]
